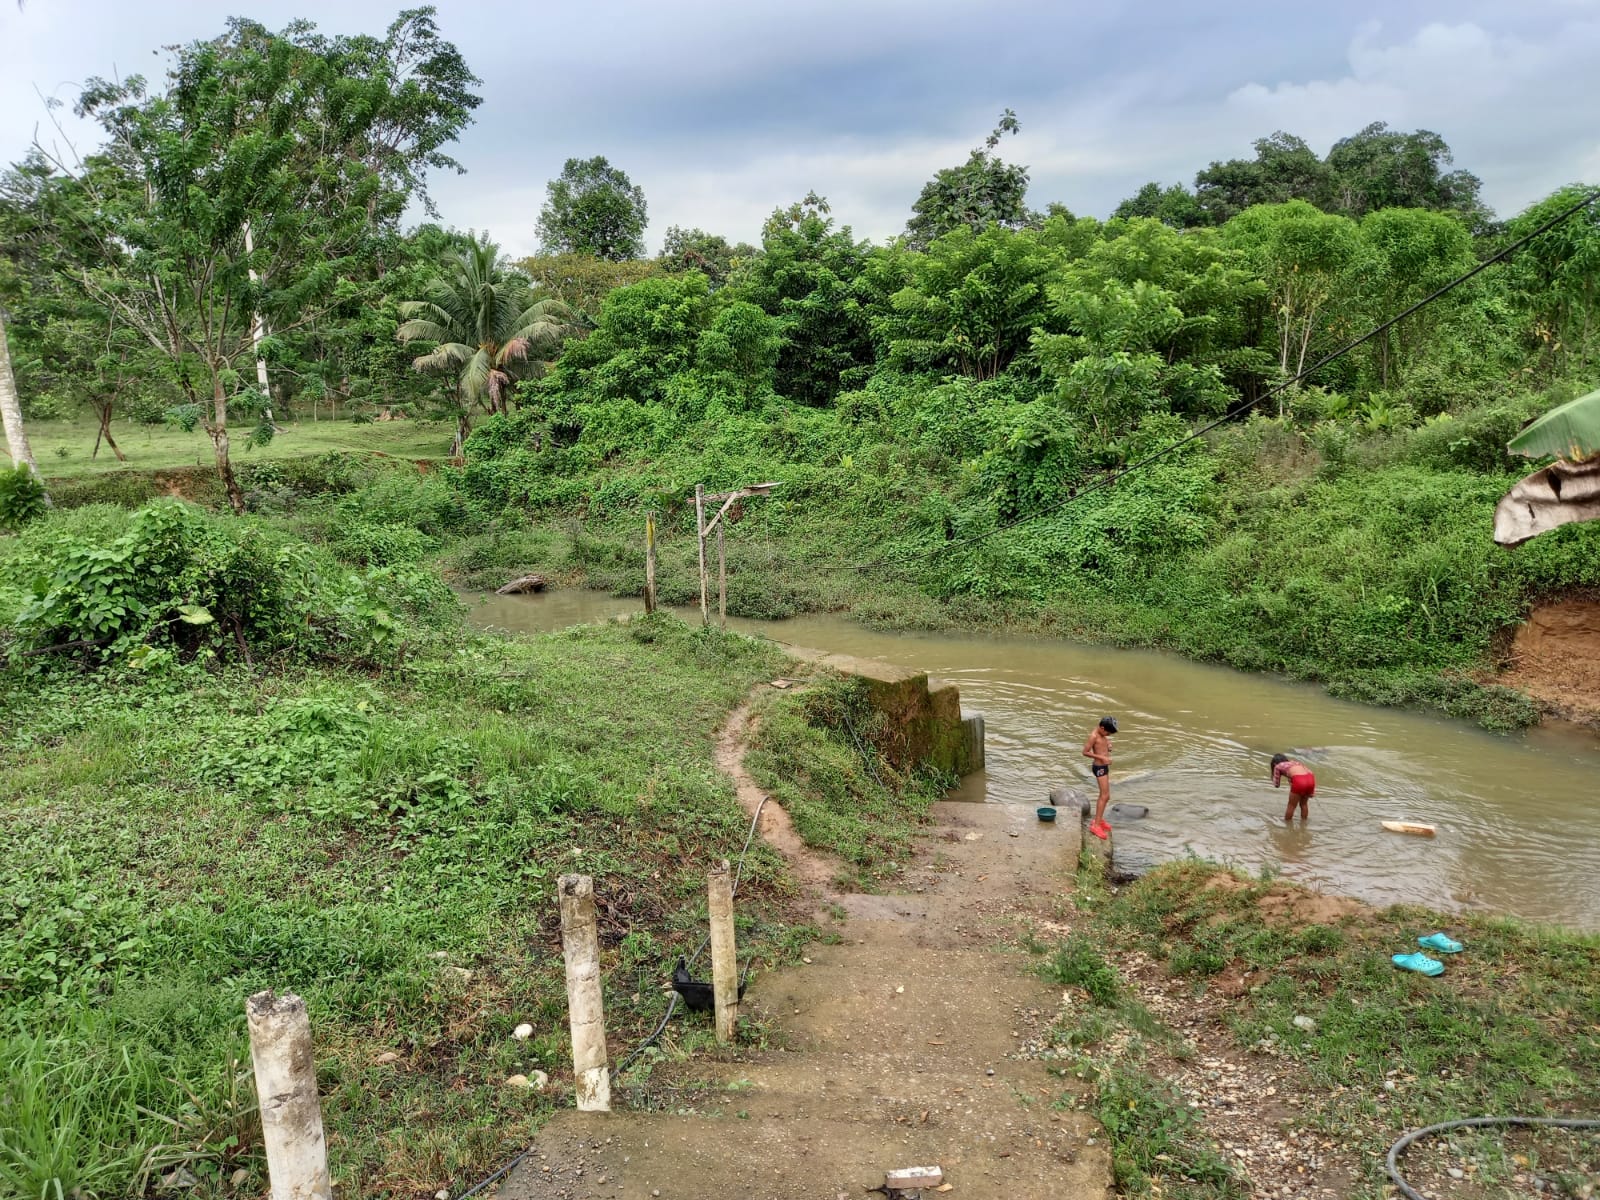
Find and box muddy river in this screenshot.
[468,589,1600,931]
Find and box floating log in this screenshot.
[1381,820,1437,838]
[496,574,547,595]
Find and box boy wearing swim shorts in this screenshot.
[1272,753,1315,822]
[1083,717,1118,840]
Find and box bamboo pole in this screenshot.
[708,860,737,1044]
[559,874,610,1111]
[644,512,657,614]
[246,991,333,1200]
[695,484,709,625]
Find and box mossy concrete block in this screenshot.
[816,656,980,776]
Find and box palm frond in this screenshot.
[410,342,475,372]
[396,317,459,345]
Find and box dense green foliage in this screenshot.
[0,508,814,1194]
[535,156,648,261]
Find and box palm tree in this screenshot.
[397,237,580,456]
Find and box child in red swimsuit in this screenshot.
[1271,753,1315,822]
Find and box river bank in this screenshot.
[465,587,1600,933]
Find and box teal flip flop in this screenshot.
[1393,952,1445,977]
[1418,933,1463,954]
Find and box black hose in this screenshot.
[1386,1116,1600,1200]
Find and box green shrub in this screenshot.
[0,466,48,531]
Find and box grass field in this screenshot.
[32,416,455,479]
[0,609,818,1198]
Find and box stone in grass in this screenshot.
[1292,1015,1317,1033]
[505,1071,550,1091]
[512,1022,534,1040]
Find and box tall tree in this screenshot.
[657,226,755,289]
[1113,181,1206,229]
[736,192,875,405]
[31,9,479,510]
[536,156,648,260]
[397,236,579,453]
[1325,122,1486,223]
[0,304,42,483]
[1194,132,1334,225]
[905,110,1030,250]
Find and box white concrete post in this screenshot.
[559,874,610,1111]
[708,859,738,1044]
[717,524,726,628]
[246,991,332,1200]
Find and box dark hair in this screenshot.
[1271,753,1290,766]
[1099,716,1118,734]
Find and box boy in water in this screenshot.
[1272,753,1315,822]
[1083,717,1118,840]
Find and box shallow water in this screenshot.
[466,589,1600,930]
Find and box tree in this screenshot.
[517,253,659,324]
[735,193,875,405]
[0,305,42,483]
[397,235,579,453]
[536,156,647,260]
[875,224,1062,380]
[1194,132,1334,225]
[657,226,755,289]
[1113,182,1206,229]
[906,110,1030,250]
[1326,123,1486,224]
[1223,201,1364,395]
[1504,184,1600,371]
[30,10,481,511]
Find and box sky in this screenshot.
[2,0,1598,257]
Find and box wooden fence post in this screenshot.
[708,860,738,1044]
[559,874,610,1112]
[694,484,709,625]
[644,512,657,614]
[246,991,332,1200]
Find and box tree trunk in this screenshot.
[0,308,48,497]
[94,402,127,462]
[211,376,245,513]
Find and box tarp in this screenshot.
[1493,457,1600,546]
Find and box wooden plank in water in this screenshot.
[1381,820,1437,837]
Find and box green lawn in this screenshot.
[32,416,455,479]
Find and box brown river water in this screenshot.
[468,589,1600,931]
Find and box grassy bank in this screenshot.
[407,394,1600,730]
[0,499,817,1199]
[1037,858,1600,1199]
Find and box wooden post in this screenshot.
[708,859,738,1044]
[246,991,332,1200]
[559,874,610,1112]
[644,512,657,614]
[694,484,709,625]
[717,524,726,629]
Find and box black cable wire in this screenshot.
[1386,1115,1600,1200]
[814,187,1600,578]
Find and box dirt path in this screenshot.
[501,691,1110,1200]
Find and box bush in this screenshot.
[0,466,48,531]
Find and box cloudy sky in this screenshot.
[2,0,1597,256]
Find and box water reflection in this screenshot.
[464,588,1600,929]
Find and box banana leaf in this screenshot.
[1508,386,1600,462]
